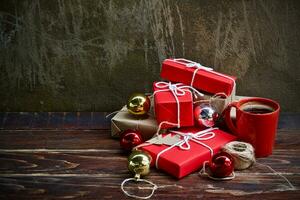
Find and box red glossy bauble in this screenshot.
[194,104,219,128]
[120,129,144,151]
[208,152,234,178]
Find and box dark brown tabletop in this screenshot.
[0,112,299,199]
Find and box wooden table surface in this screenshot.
[0,112,299,199]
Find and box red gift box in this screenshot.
[153,81,194,129]
[139,127,236,179]
[160,58,236,96]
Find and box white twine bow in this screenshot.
[155,128,217,169]
[166,58,236,95]
[152,81,204,132]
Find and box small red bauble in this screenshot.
[209,152,234,178]
[120,129,144,151]
[194,104,219,128]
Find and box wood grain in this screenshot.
[0,113,299,199]
[1,112,299,130]
[0,129,298,150]
[1,112,111,130]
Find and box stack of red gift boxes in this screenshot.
[111,58,238,179]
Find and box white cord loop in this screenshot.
[121,178,158,199]
[121,178,177,199]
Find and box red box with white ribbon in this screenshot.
[139,127,236,179]
[153,81,194,129]
[160,58,236,96]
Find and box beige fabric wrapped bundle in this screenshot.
[111,106,158,140]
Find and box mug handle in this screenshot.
[224,102,238,135]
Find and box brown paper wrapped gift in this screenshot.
[111,106,158,140]
[194,84,236,114]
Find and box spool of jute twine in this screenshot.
[222,141,255,170]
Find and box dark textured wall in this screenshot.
[0,0,299,112]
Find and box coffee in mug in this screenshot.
[240,101,275,114]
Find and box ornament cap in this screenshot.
[134,173,141,180]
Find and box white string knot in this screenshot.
[155,128,217,169]
[185,61,213,71]
[180,133,194,150]
[152,81,204,131]
[155,82,189,97]
[174,129,216,153]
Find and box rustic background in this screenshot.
[0,0,299,112]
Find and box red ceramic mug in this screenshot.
[224,97,280,157]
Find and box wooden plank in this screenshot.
[0,129,298,150]
[0,173,299,199]
[0,130,120,150]
[77,112,92,129]
[0,112,6,129]
[47,112,64,129]
[31,112,49,129]
[0,152,127,175]
[90,112,111,129]
[0,151,299,174]
[0,112,299,199]
[3,112,33,130]
[1,112,299,130]
[11,112,111,130]
[278,113,300,130]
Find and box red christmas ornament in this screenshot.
[208,152,234,178]
[120,129,144,151]
[194,104,219,128]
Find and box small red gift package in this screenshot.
[160,58,236,96]
[139,127,237,179]
[153,81,197,129]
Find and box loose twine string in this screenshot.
[193,92,228,106]
[221,141,295,189]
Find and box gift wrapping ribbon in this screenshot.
[155,127,217,169]
[152,81,204,131]
[166,58,236,95]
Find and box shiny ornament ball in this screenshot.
[194,104,219,127]
[209,152,234,178]
[120,129,144,151]
[127,93,151,116]
[128,150,152,179]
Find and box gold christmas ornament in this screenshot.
[127,93,150,116]
[128,150,152,179]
